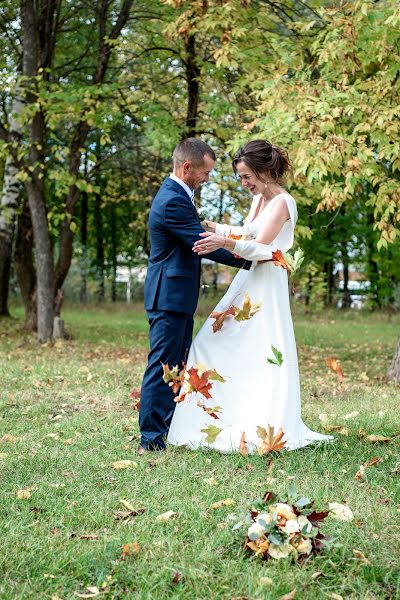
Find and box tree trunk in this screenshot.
[0,92,24,316]
[21,0,56,341]
[340,241,351,309]
[387,338,400,384]
[110,203,117,302]
[80,189,88,304]
[184,34,200,138]
[54,0,134,294]
[14,197,37,330]
[94,192,105,302]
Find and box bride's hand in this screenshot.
[203,220,218,233]
[193,232,225,255]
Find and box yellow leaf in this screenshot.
[211,498,235,509]
[239,431,249,456]
[200,424,222,444]
[112,460,138,469]
[156,510,176,522]
[352,549,371,565]
[121,542,141,559]
[16,486,35,499]
[257,424,286,454]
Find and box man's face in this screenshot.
[183,154,215,190]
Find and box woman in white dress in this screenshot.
[167,140,331,453]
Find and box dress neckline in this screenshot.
[249,192,287,224]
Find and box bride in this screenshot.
[167,139,332,453]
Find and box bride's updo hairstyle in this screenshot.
[232,139,291,182]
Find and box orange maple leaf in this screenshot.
[326,356,344,383]
[197,400,222,420]
[256,425,286,455]
[210,305,238,332]
[272,250,290,272]
[227,232,243,240]
[162,363,186,394]
[186,367,213,399]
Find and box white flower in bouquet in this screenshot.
[268,543,295,560]
[248,521,266,540]
[295,537,313,555]
[281,518,300,535]
[297,515,313,534]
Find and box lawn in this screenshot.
[0,303,399,600]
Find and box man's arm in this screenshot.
[164,197,251,270]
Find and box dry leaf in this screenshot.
[112,460,138,469]
[365,434,391,443]
[171,570,183,585]
[0,452,8,459]
[343,411,359,420]
[279,589,297,600]
[329,594,344,600]
[200,424,222,444]
[203,477,217,486]
[121,542,141,559]
[0,434,17,444]
[328,502,354,522]
[326,356,344,383]
[234,292,262,322]
[239,432,249,456]
[260,576,273,586]
[211,498,235,509]
[156,510,176,522]
[210,305,238,332]
[74,587,100,598]
[311,572,323,580]
[256,424,286,455]
[16,486,35,499]
[352,549,371,565]
[80,534,99,540]
[162,363,185,394]
[272,249,290,272]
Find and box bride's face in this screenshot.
[236,161,268,196]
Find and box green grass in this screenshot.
[0,304,399,599]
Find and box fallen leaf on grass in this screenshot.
[0,452,8,459]
[74,586,100,598]
[156,510,176,522]
[328,502,354,522]
[239,432,248,456]
[203,477,218,486]
[260,576,273,586]
[16,486,35,499]
[321,424,350,435]
[352,549,371,565]
[113,501,146,520]
[326,356,344,383]
[211,498,235,509]
[343,411,359,420]
[112,460,138,469]
[391,464,400,475]
[257,425,286,455]
[79,534,99,540]
[329,594,343,600]
[201,424,222,444]
[0,434,17,444]
[279,589,297,600]
[311,572,323,580]
[355,457,380,480]
[171,570,183,585]
[121,542,141,559]
[364,434,392,443]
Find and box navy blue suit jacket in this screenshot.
[144,177,250,315]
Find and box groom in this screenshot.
[138,138,251,454]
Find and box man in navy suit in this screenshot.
[138,138,251,454]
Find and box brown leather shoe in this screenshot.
[137,445,149,456]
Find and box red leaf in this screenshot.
[272,250,290,272]
[307,510,330,527]
[326,356,344,383]
[210,305,238,332]
[186,367,213,399]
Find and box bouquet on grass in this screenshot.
[236,484,332,561]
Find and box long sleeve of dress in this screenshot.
[215,224,244,237]
[232,239,278,261]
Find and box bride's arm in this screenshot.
[193,197,290,260]
[203,220,244,236]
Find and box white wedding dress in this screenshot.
[167,193,332,453]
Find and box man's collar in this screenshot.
[169,173,194,201]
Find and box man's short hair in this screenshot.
[173,138,216,168]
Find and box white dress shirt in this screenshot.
[169,173,194,203]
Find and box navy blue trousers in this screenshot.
[139,310,194,450]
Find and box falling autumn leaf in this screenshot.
[272,250,290,272]
[173,364,226,403]
[256,425,286,455]
[234,292,262,322]
[197,401,222,420]
[162,363,185,394]
[211,498,235,509]
[239,431,249,456]
[112,460,138,470]
[156,510,176,522]
[326,356,344,383]
[210,305,238,332]
[284,248,305,273]
[201,424,222,444]
[267,345,283,366]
